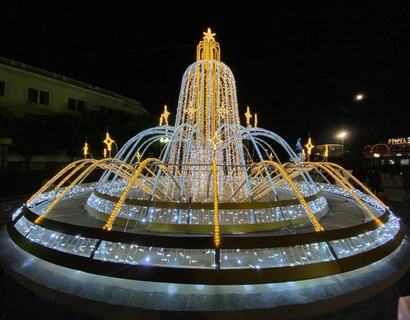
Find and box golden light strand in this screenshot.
[212,159,220,247]
[35,158,114,224]
[103,158,156,230]
[263,160,324,232]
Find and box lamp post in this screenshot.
[338,132,346,154]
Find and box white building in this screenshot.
[0,56,148,172]
[0,56,148,117]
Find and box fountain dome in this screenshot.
[2,29,407,319]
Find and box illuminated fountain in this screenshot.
[2,29,407,318]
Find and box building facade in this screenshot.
[0,56,148,117]
[363,137,410,169]
[0,56,148,172]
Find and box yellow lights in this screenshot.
[245,106,252,128]
[338,132,346,139]
[212,159,220,247]
[388,137,407,145]
[160,105,171,126]
[203,28,216,41]
[186,101,197,119]
[324,145,328,158]
[35,158,114,224]
[254,113,258,128]
[83,142,88,158]
[305,138,314,155]
[217,102,227,120]
[208,131,223,150]
[103,132,114,152]
[136,152,141,160]
[264,161,324,232]
[313,162,383,225]
[197,28,220,61]
[103,158,156,231]
[374,153,380,158]
[103,148,107,158]
[356,94,364,100]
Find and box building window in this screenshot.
[68,98,76,111]
[68,98,86,113]
[39,91,49,105]
[77,100,85,113]
[28,88,50,105]
[28,88,38,103]
[0,81,5,96]
[99,106,113,116]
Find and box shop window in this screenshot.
[0,81,5,96]
[401,159,409,166]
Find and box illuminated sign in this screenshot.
[374,153,380,158]
[396,153,402,157]
[388,137,408,145]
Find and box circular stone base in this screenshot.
[1,225,410,320]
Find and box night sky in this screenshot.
[1,1,409,150]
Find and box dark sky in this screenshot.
[1,1,409,148]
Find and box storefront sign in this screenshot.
[388,137,408,145]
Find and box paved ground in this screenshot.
[0,189,409,320]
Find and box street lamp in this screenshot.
[355,94,364,101]
[338,132,346,153]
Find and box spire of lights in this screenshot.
[83,142,88,159]
[305,138,314,155]
[103,132,115,158]
[160,105,171,126]
[197,28,220,61]
[245,106,252,128]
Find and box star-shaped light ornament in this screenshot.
[103,133,115,151]
[185,101,197,119]
[208,131,223,150]
[161,105,171,126]
[218,102,228,119]
[305,138,314,155]
[203,28,216,41]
